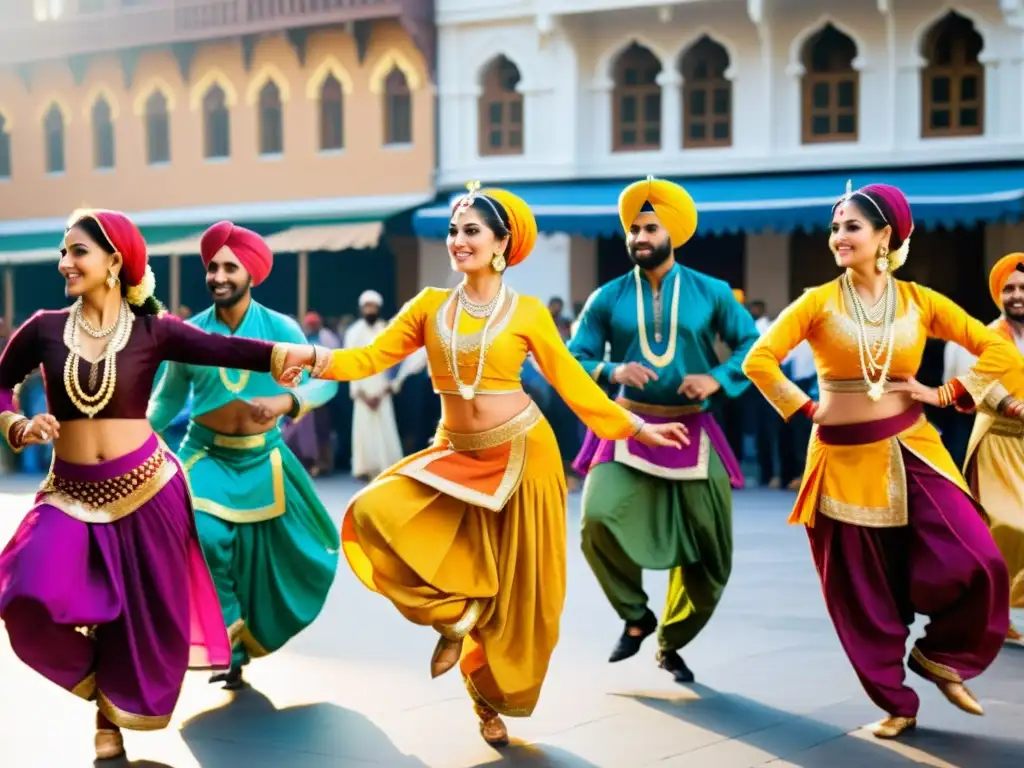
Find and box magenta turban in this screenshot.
[200,221,273,287]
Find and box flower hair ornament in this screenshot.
[125,264,156,306]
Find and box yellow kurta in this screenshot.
[319,286,641,716]
[742,277,1022,528]
[964,317,1024,607]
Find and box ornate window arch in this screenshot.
[478,55,524,156]
[920,11,985,137]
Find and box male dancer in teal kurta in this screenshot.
[148,221,340,689]
[570,178,758,683]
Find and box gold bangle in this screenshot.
[309,345,332,378]
[0,411,29,453]
[270,343,289,381]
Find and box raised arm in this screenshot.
[526,298,642,441]
[918,285,1024,411]
[708,282,759,398]
[567,288,617,385]
[147,361,192,434]
[155,315,276,372]
[318,288,431,382]
[0,313,43,451]
[741,288,822,421]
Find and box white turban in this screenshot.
[358,290,383,308]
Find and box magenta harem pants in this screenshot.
[806,417,1008,718]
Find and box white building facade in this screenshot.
[414,0,1024,320]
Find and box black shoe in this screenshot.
[209,664,246,690]
[609,609,657,662]
[657,650,695,683]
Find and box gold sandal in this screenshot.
[937,681,984,715]
[871,716,916,739]
[430,635,463,679]
[95,728,125,760]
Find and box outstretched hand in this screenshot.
[634,421,690,449]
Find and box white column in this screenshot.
[297,251,309,318]
[657,70,682,154]
[169,253,181,313]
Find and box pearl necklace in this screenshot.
[842,272,897,401]
[457,285,501,319]
[62,299,134,418]
[446,284,506,400]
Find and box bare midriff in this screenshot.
[815,390,918,426]
[54,419,156,465]
[438,390,534,434]
[194,398,282,437]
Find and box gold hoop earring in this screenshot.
[106,269,119,289]
[491,253,506,273]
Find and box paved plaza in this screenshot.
[0,475,1022,767]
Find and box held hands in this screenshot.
[612,363,658,389]
[15,414,60,447]
[275,344,329,388]
[635,421,690,449]
[678,374,721,401]
[886,377,940,407]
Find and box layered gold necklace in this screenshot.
[842,271,897,401]
[63,298,134,417]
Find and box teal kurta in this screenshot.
[147,301,340,668]
[568,264,758,655]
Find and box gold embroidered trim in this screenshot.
[982,381,1011,413]
[635,267,680,368]
[616,398,702,418]
[613,426,711,480]
[957,370,997,406]
[98,690,171,731]
[910,646,962,683]
[213,432,268,449]
[435,598,484,641]
[269,343,289,381]
[0,411,27,454]
[189,448,287,523]
[71,671,97,700]
[988,417,1024,438]
[435,288,519,356]
[818,377,905,394]
[40,450,178,524]
[817,437,909,527]
[228,617,271,658]
[438,402,541,451]
[759,378,810,421]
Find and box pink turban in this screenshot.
[200,221,273,287]
[852,183,914,249]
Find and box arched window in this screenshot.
[801,24,858,144]
[612,43,662,152]
[680,37,731,148]
[921,12,984,137]
[319,73,344,151]
[383,67,412,145]
[92,97,115,169]
[0,114,11,179]
[478,56,523,156]
[203,84,230,159]
[258,80,283,155]
[145,90,170,164]
[44,103,65,173]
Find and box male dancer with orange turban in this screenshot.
[964,252,1024,641]
[571,177,758,682]
[148,221,340,688]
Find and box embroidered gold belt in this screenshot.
[818,377,906,394]
[988,416,1024,439]
[436,401,542,452]
[616,398,702,418]
[40,447,179,524]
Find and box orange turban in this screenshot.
[989,253,1024,310]
[479,187,538,267]
[200,221,274,287]
[618,176,698,249]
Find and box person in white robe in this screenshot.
[344,290,405,480]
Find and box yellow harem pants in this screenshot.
[341,402,567,717]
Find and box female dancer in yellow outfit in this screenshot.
[281,183,688,746]
[743,182,1022,740]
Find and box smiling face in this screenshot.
[205,246,251,308]
[446,207,509,275]
[1002,269,1024,322]
[829,199,892,271]
[626,212,673,271]
[58,223,120,299]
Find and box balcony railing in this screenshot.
[0,0,422,63]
